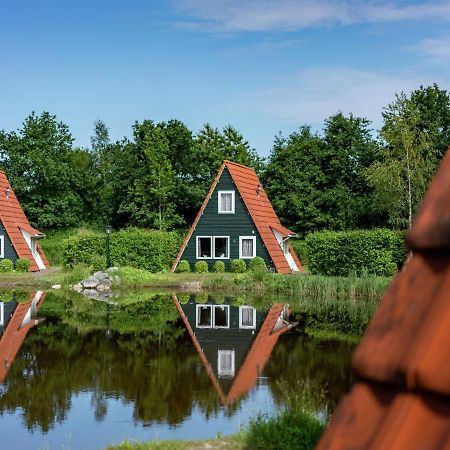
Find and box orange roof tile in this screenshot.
[171,161,302,274]
[315,149,450,450]
[0,171,49,271]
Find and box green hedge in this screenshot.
[62,228,181,273]
[300,229,407,276]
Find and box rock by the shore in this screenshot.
[82,276,100,289]
[106,266,119,273]
[73,271,119,299]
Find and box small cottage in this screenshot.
[0,171,49,271]
[172,160,302,274]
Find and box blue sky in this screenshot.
[2,0,450,156]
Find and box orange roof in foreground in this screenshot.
[0,292,46,383]
[172,160,302,274]
[0,172,49,271]
[315,150,450,450]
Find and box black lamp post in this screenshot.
[105,225,112,268]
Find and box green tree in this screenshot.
[367,95,434,228]
[0,112,83,228]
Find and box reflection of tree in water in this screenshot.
[264,331,355,417]
[0,321,240,432]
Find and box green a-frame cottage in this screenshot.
[172,160,302,274]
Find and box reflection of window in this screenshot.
[0,236,4,258]
[214,305,229,328]
[214,237,229,259]
[218,191,235,214]
[196,304,229,328]
[218,350,235,377]
[239,236,256,259]
[196,305,212,327]
[197,236,212,259]
[0,302,3,326]
[239,306,256,329]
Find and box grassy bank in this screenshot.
[106,410,324,450]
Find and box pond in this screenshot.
[0,289,356,450]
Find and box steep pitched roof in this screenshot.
[0,292,46,383]
[315,149,450,450]
[172,294,295,405]
[0,171,49,271]
[172,160,302,274]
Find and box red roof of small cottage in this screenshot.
[0,171,49,271]
[172,160,302,274]
[315,149,450,450]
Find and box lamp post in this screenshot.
[105,225,112,268]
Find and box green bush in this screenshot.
[175,260,190,273]
[62,227,181,273]
[301,229,406,276]
[213,261,225,273]
[15,258,31,272]
[246,410,325,450]
[195,261,209,273]
[249,256,267,271]
[0,259,14,273]
[231,259,247,273]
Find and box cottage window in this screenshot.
[239,306,256,329]
[197,305,212,328]
[218,191,235,214]
[218,350,235,377]
[197,237,212,259]
[214,305,229,328]
[214,237,229,259]
[239,236,256,259]
[0,236,4,258]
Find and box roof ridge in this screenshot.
[223,160,256,171]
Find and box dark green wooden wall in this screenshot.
[179,168,273,270]
[0,221,18,264]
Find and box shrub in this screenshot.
[195,261,209,273]
[175,260,190,273]
[231,259,247,273]
[249,256,267,271]
[15,258,31,272]
[213,261,225,273]
[90,254,107,272]
[246,410,325,450]
[62,227,181,273]
[301,229,406,276]
[0,259,14,272]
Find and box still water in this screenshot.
[0,290,355,450]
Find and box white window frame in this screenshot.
[239,305,256,329]
[213,305,230,329]
[239,236,256,259]
[213,236,230,259]
[0,302,3,327]
[217,349,235,377]
[218,190,235,214]
[0,236,4,258]
[196,304,213,328]
[196,236,213,259]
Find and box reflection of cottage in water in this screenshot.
[172,293,297,405]
[0,291,45,382]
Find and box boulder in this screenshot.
[93,271,111,281]
[73,283,83,292]
[106,266,119,273]
[97,279,112,291]
[82,276,99,289]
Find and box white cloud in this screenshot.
[410,35,450,61]
[173,0,450,32]
[245,67,446,128]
